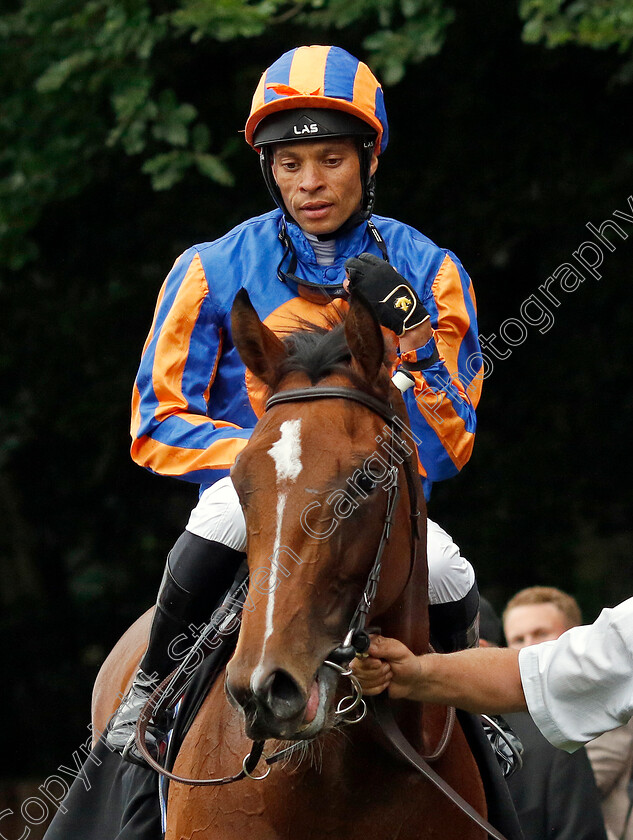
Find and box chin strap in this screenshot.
[275,216,391,302]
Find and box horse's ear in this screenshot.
[345,290,385,384]
[231,289,287,387]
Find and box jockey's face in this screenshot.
[271,137,378,236]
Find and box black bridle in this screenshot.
[265,386,422,663]
[264,385,511,840]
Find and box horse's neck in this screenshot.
[372,516,430,749]
[378,499,429,657]
[377,424,429,656]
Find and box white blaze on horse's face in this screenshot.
[250,419,303,693]
[268,419,303,483]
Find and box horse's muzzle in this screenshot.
[225,664,336,741]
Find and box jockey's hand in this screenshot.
[351,635,423,700]
[344,253,430,337]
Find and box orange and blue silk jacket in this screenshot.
[131,210,482,501]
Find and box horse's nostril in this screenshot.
[263,669,305,721]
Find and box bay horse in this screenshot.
[92,290,488,839]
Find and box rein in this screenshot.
[132,383,510,840]
[269,385,422,663]
[372,695,510,840]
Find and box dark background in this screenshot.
[1,0,631,794]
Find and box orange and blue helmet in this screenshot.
[246,45,389,154]
[246,45,389,219]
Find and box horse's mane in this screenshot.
[276,312,387,395]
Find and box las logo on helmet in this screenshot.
[293,122,319,135]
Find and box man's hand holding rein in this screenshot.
[351,634,528,715]
[351,635,424,700]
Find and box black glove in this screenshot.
[344,252,430,336]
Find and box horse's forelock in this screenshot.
[280,326,350,382]
[276,313,391,393]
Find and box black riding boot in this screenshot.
[106,532,244,759]
[428,581,480,653]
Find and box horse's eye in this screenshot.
[356,473,378,494]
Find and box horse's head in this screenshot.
[225,290,427,741]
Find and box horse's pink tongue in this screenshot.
[304,680,319,724]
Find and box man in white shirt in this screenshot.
[501,585,633,840]
[353,597,633,753]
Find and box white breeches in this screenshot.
[186,476,474,606]
[186,477,248,552]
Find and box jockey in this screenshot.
[107,45,483,757]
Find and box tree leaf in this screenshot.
[195,152,235,186]
[142,150,192,189]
